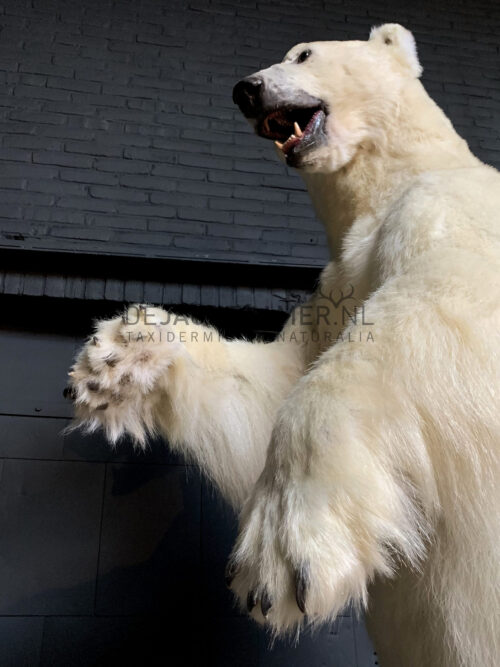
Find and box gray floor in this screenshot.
[0,325,376,666]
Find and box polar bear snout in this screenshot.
[233,71,328,168]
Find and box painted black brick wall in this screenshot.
[0,0,499,267]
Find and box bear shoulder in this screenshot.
[375,165,500,279]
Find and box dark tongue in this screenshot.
[291,110,325,155]
[303,109,322,139]
[282,109,324,155]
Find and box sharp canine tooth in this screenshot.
[294,121,303,137]
[275,140,284,149]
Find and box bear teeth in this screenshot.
[274,122,303,153]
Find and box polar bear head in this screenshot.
[233,24,423,173]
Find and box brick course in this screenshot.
[0,0,498,267]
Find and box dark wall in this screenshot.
[0,0,499,268]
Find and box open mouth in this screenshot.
[257,105,327,162]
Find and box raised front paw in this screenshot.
[66,305,182,444]
[227,445,373,634]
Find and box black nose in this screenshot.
[232,77,264,117]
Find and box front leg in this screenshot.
[229,342,431,633]
[67,304,306,508]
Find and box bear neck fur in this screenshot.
[301,79,480,261]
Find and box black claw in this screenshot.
[63,386,77,400]
[246,589,258,613]
[96,402,109,411]
[295,563,309,614]
[225,561,238,589]
[105,354,118,367]
[260,588,272,618]
[92,336,99,346]
[87,381,100,392]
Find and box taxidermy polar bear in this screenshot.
[67,24,500,667]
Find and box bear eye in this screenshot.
[297,49,311,64]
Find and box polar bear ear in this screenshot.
[369,23,423,78]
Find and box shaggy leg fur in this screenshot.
[228,340,430,636]
[68,258,499,666]
[228,267,500,666]
[68,304,305,507]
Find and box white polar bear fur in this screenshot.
[68,25,500,667]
